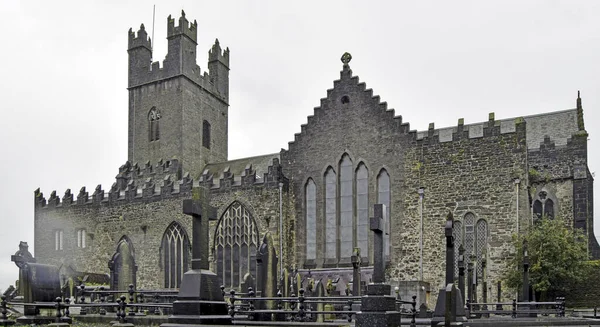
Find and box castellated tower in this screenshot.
[127,11,229,178]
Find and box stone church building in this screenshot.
[34,12,599,304]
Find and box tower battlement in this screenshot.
[127,11,229,103]
[167,11,197,43]
[128,24,151,51]
[208,39,230,67]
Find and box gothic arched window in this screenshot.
[305,179,317,261]
[532,190,557,221]
[339,154,354,258]
[109,237,137,291]
[203,120,211,149]
[356,163,369,261]
[325,167,337,260]
[161,222,190,288]
[377,169,391,259]
[214,202,259,290]
[453,213,488,282]
[148,107,161,141]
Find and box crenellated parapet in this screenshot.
[34,158,194,210]
[199,155,288,193]
[167,10,197,43]
[128,24,151,51]
[128,11,230,103]
[411,112,526,146]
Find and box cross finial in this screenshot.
[341,52,352,65]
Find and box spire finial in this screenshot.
[341,52,352,65]
[181,10,186,18]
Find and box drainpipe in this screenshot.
[279,182,284,279]
[418,187,425,281]
[514,179,520,234]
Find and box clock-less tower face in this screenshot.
[127,14,229,177]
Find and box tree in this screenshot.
[504,217,588,299]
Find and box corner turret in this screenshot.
[128,24,152,85]
[164,10,198,77]
[208,39,230,101]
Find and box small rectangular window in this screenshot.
[55,230,63,251]
[203,120,211,149]
[77,229,86,248]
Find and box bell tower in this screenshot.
[127,11,229,178]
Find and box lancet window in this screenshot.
[148,107,161,141]
[161,222,190,288]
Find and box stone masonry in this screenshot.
[33,11,599,309]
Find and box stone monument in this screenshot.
[354,204,401,327]
[431,212,466,326]
[164,188,231,325]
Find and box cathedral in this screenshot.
[33,12,599,306]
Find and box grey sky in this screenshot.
[0,0,598,289]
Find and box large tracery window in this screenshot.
[214,202,259,290]
[533,191,556,221]
[148,107,161,141]
[161,222,190,288]
[305,179,317,261]
[453,213,488,282]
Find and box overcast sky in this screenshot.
[0,0,599,290]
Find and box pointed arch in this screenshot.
[324,167,337,260]
[339,154,354,259]
[377,169,391,259]
[356,162,369,261]
[148,107,160,141]
[213,201,259,290]
[109,236,137,291]
[305,178,317,261]
[161,222,190,288]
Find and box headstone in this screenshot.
[431,211,466,326]
[11,242,35,299]
[255,233,278,320]
[166,188,231,326]
[355,204,401,327]
[457,245,465,306]
[351,247,362,296]
[16,263,61,324]
[241,273,255,295]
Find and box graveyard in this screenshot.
[6,7,600,327]
[3,197,600,327]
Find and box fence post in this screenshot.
[54,297,62,323]
[248,287,255,321]
[511,299,517,318]
[347,297,353,322]
[119,295,127,323]
[79,284,87,315]
[128,284,136,316]
[229,290,236,318]
[99,286,106,315]
[411,295,417,327]
[298,288,306,322]
[153,294,160,315]
[64,297,70,320]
